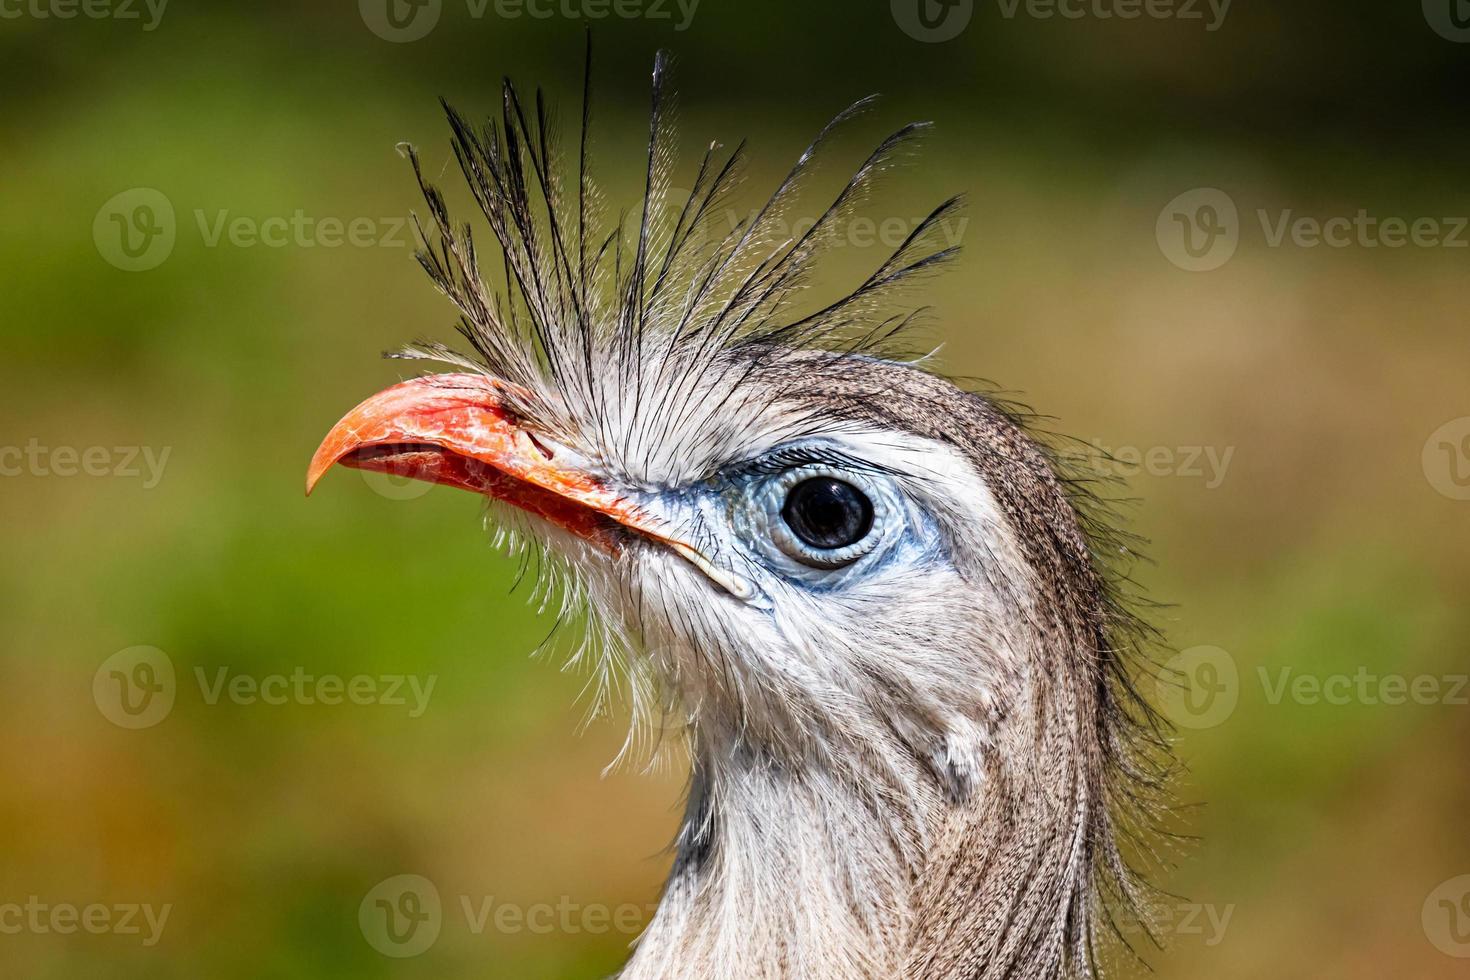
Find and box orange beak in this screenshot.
[306,373,752,597]
[307,373,648,551]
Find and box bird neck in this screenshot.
[619,717,1094,980]
[621,729,932,980]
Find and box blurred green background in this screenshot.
[3,0,1469,976]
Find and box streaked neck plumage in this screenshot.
[620,636,1102,980]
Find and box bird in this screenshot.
[307,46,1171,980]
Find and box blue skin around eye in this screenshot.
[652,457,947,599]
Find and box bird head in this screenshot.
[308,50,1168,980]
[308,350,1075,788]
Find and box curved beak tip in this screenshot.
[304,450,336,497]
[304,372,755,600]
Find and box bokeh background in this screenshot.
[4,0,1470,976]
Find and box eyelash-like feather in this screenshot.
[731,445,905,480]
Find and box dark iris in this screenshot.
[781,478,874,550]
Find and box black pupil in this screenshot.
[781,478,874,550]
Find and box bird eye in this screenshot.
[781,478,873,551]
[754,467,886,571]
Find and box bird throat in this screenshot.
[615,707,1093,980]
[620,740,935,980]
